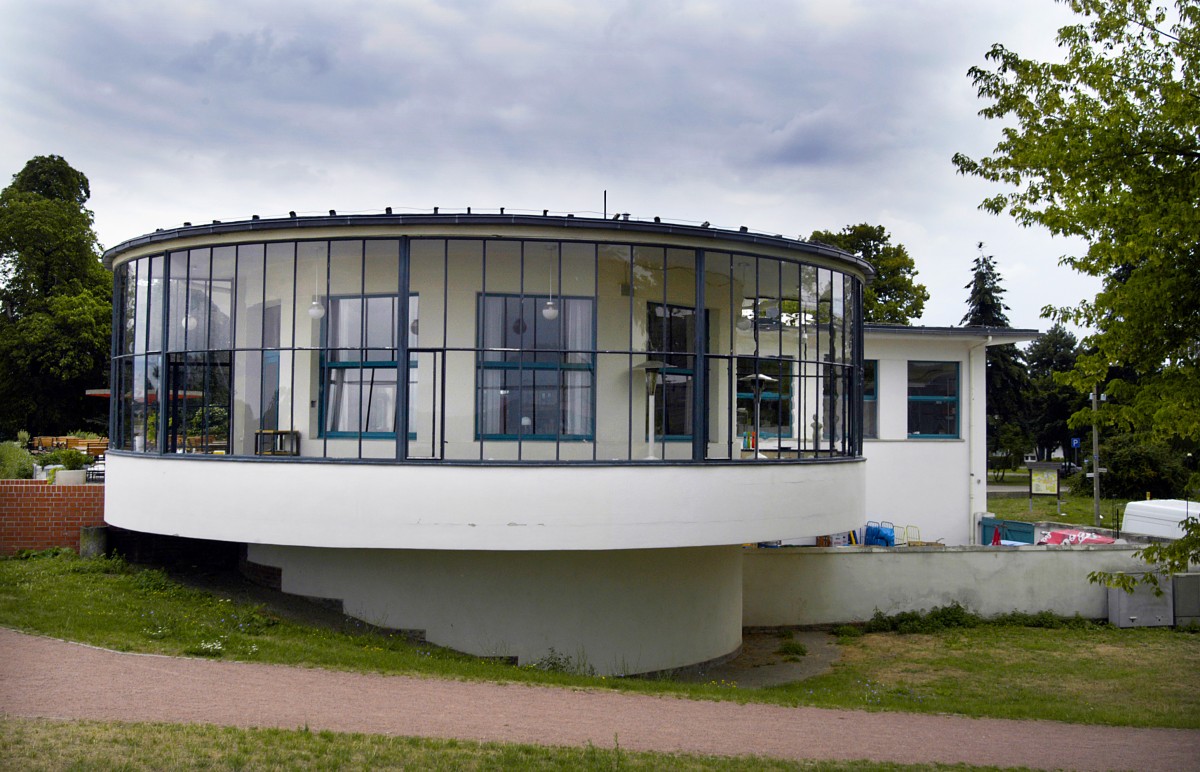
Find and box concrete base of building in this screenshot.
[247,543,743,676]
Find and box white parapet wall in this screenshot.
[249,543,743,676]
[105,453,864,551]
[743,545,1150,626]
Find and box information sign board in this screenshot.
[1030,467,1060,497]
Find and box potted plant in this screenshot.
[40,448,92,485]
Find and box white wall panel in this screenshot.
[106,453,865,550]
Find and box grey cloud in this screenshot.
[174,30,332,82]
[3,1,987,205]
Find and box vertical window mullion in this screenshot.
[554,242,562,460]
[321,245,333,454]
[692,249,706,460]
[397,238,410,460]
[518,242,525,458]
[477,242,488,458]
[356,243,366,458]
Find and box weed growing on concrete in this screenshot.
[775,640,807,658]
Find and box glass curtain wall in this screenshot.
[111,233,863,463]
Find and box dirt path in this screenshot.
[2,628,1197,771]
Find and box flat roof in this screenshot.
[865,323,1039,344]
[101,211,874,279]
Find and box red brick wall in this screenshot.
[0,480,105,556]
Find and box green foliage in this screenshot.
[861,603,1105,635]
[831,625,864,640]
[1025,324,1087,459]
[775,640,808,657]
[991,422,1034,480]
[953,0,1200,444]
[1027,323,1078,377]
[0,440,35,479]
[10,154,90,207]
[807,224,929,324]
[864,605,1113,633]
[1065,429,1195,501]
[37,447,92,471]
[864,602,983,634]
[0,189,104,314]
[188,405,230,439]
[0,156,110,438]
[988,610,1097,629]
[961,245,1032,465]
[961,244,1010,328]
[1088,433,1190,499]
[1091,515,1200,595]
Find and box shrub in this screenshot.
[990,610,1097,629]
[0,441,35,479]
[925,602,982,630]
[1105,434,1190,499]
[37,448,92,470]
[864,603,983,634]
[67,430,102,439]
[832,624,864,639]
[862,603,1103,634]
[1069,434,1189,499]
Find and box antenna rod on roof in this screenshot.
[603,190,607,220]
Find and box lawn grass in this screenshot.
[2,550,1198,729]
[0,717,1005,772]
[778,625,1200,727]
[986,494,1131,528]
[987,467,1031,485]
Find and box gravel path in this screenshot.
[2,628,1197,771]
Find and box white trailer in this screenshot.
[1122,499,1196,540]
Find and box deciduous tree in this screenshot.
[952,0,1200,443]
[807,224,929,324]
[0,155,110,437]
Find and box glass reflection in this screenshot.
[112,234,862,462]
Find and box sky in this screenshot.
[0,0,1101,336]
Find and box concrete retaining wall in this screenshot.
[249,543,743,676]
[743,545,1149,626]
[0,480,106,556]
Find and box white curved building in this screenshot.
[104,212,871,674]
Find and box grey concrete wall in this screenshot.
[743,545,1148,626]
[250,543,743,676]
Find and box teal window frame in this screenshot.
[863,359,878,440]
[477,293,596,442]
[736,356,794,439]
[320,293,418,440]
[907,360,959,439]
[648,302,697,442]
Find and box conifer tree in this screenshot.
[963,244,1030,474]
